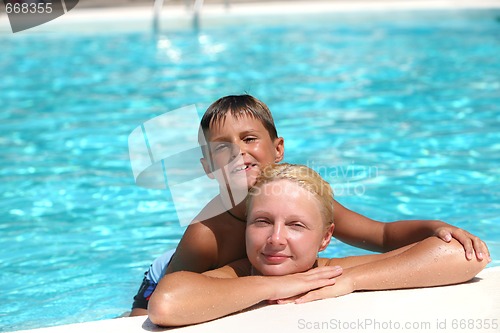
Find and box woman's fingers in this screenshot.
[270,266,342,301]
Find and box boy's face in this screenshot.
[246,180,333,276]
[201,113,284,189]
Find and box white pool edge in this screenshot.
[9,266,500,333]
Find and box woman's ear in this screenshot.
[200,157,215,179]
[319,224,335,252]
[274,137,285,163]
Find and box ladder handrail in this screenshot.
[153,0,165,34]
[153,0,231,34]
[193,0,204,13]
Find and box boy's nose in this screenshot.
[231,141,245,159]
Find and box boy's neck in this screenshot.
[219,193,247,223]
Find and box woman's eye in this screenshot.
[289,222,306,229]
[253,219,271,226]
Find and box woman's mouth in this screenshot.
[262,253,291,264]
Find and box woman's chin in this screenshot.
[255,261,315,276]
[257,265,295,276]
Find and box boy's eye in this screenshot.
[212,143,229,152]
[243,136,257,143]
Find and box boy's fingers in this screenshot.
[472,237,491,261]
[439,228,491,262]
[446,229,470,260]
[437,229,452,242]
[472,238,484,261]
[465,242,474,260]
[436,229,453,243]
[461,237,474,260]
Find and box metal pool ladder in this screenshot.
[153,0,230,33]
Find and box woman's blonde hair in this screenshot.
[247,163,334,228]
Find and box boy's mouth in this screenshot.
[231,163,257,174]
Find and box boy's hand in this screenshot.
[434,225,491,262]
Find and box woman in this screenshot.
[148,163,487,327]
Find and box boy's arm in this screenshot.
[148,261,341,326]
[294,237,488,304]
[165,222,219,274]
[381,219,490,260]
[333,200,490,260]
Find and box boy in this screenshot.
[130,95,490,316]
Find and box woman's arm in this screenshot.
[333,200,490,260]
[294,237,488,303]
[148,261,342,326]
[349,237,487,289]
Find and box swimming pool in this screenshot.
[1,6,499,332]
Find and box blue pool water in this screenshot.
[1,7,500,332]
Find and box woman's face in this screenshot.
[246,180,333,276]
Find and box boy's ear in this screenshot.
[274,137,285,163]
[319,224,335,252]
[200,157,215,179]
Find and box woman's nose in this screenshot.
[268,223,287,246]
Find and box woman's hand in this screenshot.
[272,271,354,305]
[434,225,490,261]
[294,274,356,304]
[267,266,343,302]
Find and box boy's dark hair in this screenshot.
[200,95,278,141]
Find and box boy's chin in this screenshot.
[229,173,258,190]
[246,175,259,188]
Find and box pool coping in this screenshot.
[9,266,500,333]
[1,0,500,34]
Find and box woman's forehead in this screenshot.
[253,180,322,213]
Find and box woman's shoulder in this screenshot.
[203,258,252,278]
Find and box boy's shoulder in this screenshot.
[192,195,224,223]
[190,207,245,240]
[192,195,241,232]
[169,195,247,271]
[180,195,245,246]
